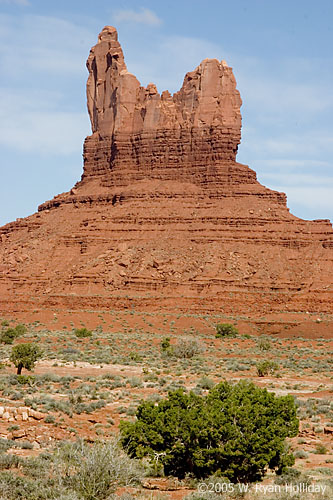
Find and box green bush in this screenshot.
[129,352,142,362]
[215,323,238,338]
[314,443,327,454]
[160,337,171,351]
[74,328,92,338]
[120,380,299,482]
[256,360,279,377]
[45,415,56,424]
[13,324,27,336]
[16,375,36,385]
[10,343,43,375]
[0,324,27,344]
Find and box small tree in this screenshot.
[10,343,43,375]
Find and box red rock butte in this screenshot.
[1,26,333,320]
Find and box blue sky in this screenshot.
[0,0,332,225]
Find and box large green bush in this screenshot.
[120,380,299,482]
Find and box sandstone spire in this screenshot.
[82,27,243,186]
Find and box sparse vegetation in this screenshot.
[0,314,330,498]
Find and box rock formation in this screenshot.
[82,25,243,187]
[0,26,332,318]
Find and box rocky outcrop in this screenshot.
[0,406,45,422]
[0,26,332,318]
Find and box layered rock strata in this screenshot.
[0,26,332,317]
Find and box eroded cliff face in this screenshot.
[0,26,332,318]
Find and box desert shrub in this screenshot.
[38,373,61,383]
[172,339,203,359]
[161,337,171,351]
[0,472,39,499]
[256,360,279,377]
[129,352,142,362]
[74,400,106,414]
[184,493,221,500]
[1,329,18,345]
[314,443,327,454]
[16,375,35,385]
[13,324,27,336]
[127,377,143,388]
[257,337,272,351]
[55,439,142,499]
[196,376,215,390]
[61,348,80,355]
[45,415,56,424]
[0,439,14,453]
[0,454,22,469]
[215,323,238,338]
[274,467,311,486]
[120,380,299,482]
[293,449,308,459]
[74,328,92,338]
[18,441,33,450]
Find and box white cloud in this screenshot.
[113,8,162,26]
[0,14,95,154]
[0,110,89,155]
[0,14,95,78]
[0,0,30,5]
